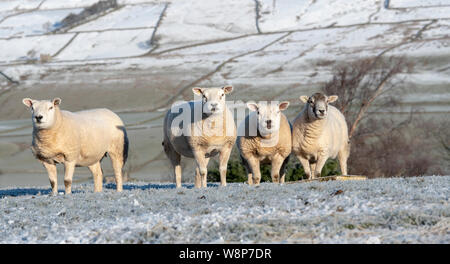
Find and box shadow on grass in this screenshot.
[104,182,219,190]
[0,188,83,198]
[0,183,220,198]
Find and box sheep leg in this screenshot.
[194,166,202,188]
[194,152,208,188]
[338,155,348,176]
[279,157,289,184]
[43,162,58,196]
[195,167,201,188]
[338,149,349,176]
[271,156,283,184]
[110,153,124,192]
[241,156,253,185]
[63,161,76,194]
[202,158,210,188]
[297,155,312,180]
[310,163,316,178]
[174,162,182,188]
[313,156,328,179]
[194,158,210,188]
[218,146,233,187]
[247,174,253,185]
[163,139,182,188]
[247,157,261,185]
[88,162,103,192]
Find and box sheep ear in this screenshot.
[52,98,61,106]
[278,101,290,111]
[327,95,338,103]
[299,96,309,103]
[192,87,204,96]
[22,98,34,108]
[222,85,233,94]
[246,102,258,112]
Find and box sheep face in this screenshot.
[192,86,233,115]
[22,98,61,129]
[247,101,289,135]
[300,93,338,120]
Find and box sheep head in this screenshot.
[192,86,233,116]
[22,98,61,129]
[247,101,289,136]
[300,93,337,120]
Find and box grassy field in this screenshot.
[0,176,448,243]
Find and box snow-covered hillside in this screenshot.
[1,0,449,71]
[1,0,449,105]
[1,0,449,113]
[0,176,448,243]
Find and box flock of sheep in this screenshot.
[22,86,349,194]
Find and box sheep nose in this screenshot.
[319,110,325,114]
[35,115,43,122]
[210,103,218,107]
[266,120,272,127]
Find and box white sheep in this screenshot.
[162,86,237,188]
[237,101,291,185]
[22,98,128,194]
[292,93,349,179]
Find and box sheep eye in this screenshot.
[49,106,53,110]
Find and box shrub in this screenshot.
[40,54,52,63]
[57,0,118,31]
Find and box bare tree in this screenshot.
[323,56,413,138]
[321,56,444,178]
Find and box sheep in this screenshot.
[237,101,291,185]
[292,93,349,180]
[22,97,128,195]
[162,86,237,188]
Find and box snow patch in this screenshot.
[56,29,153,60]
